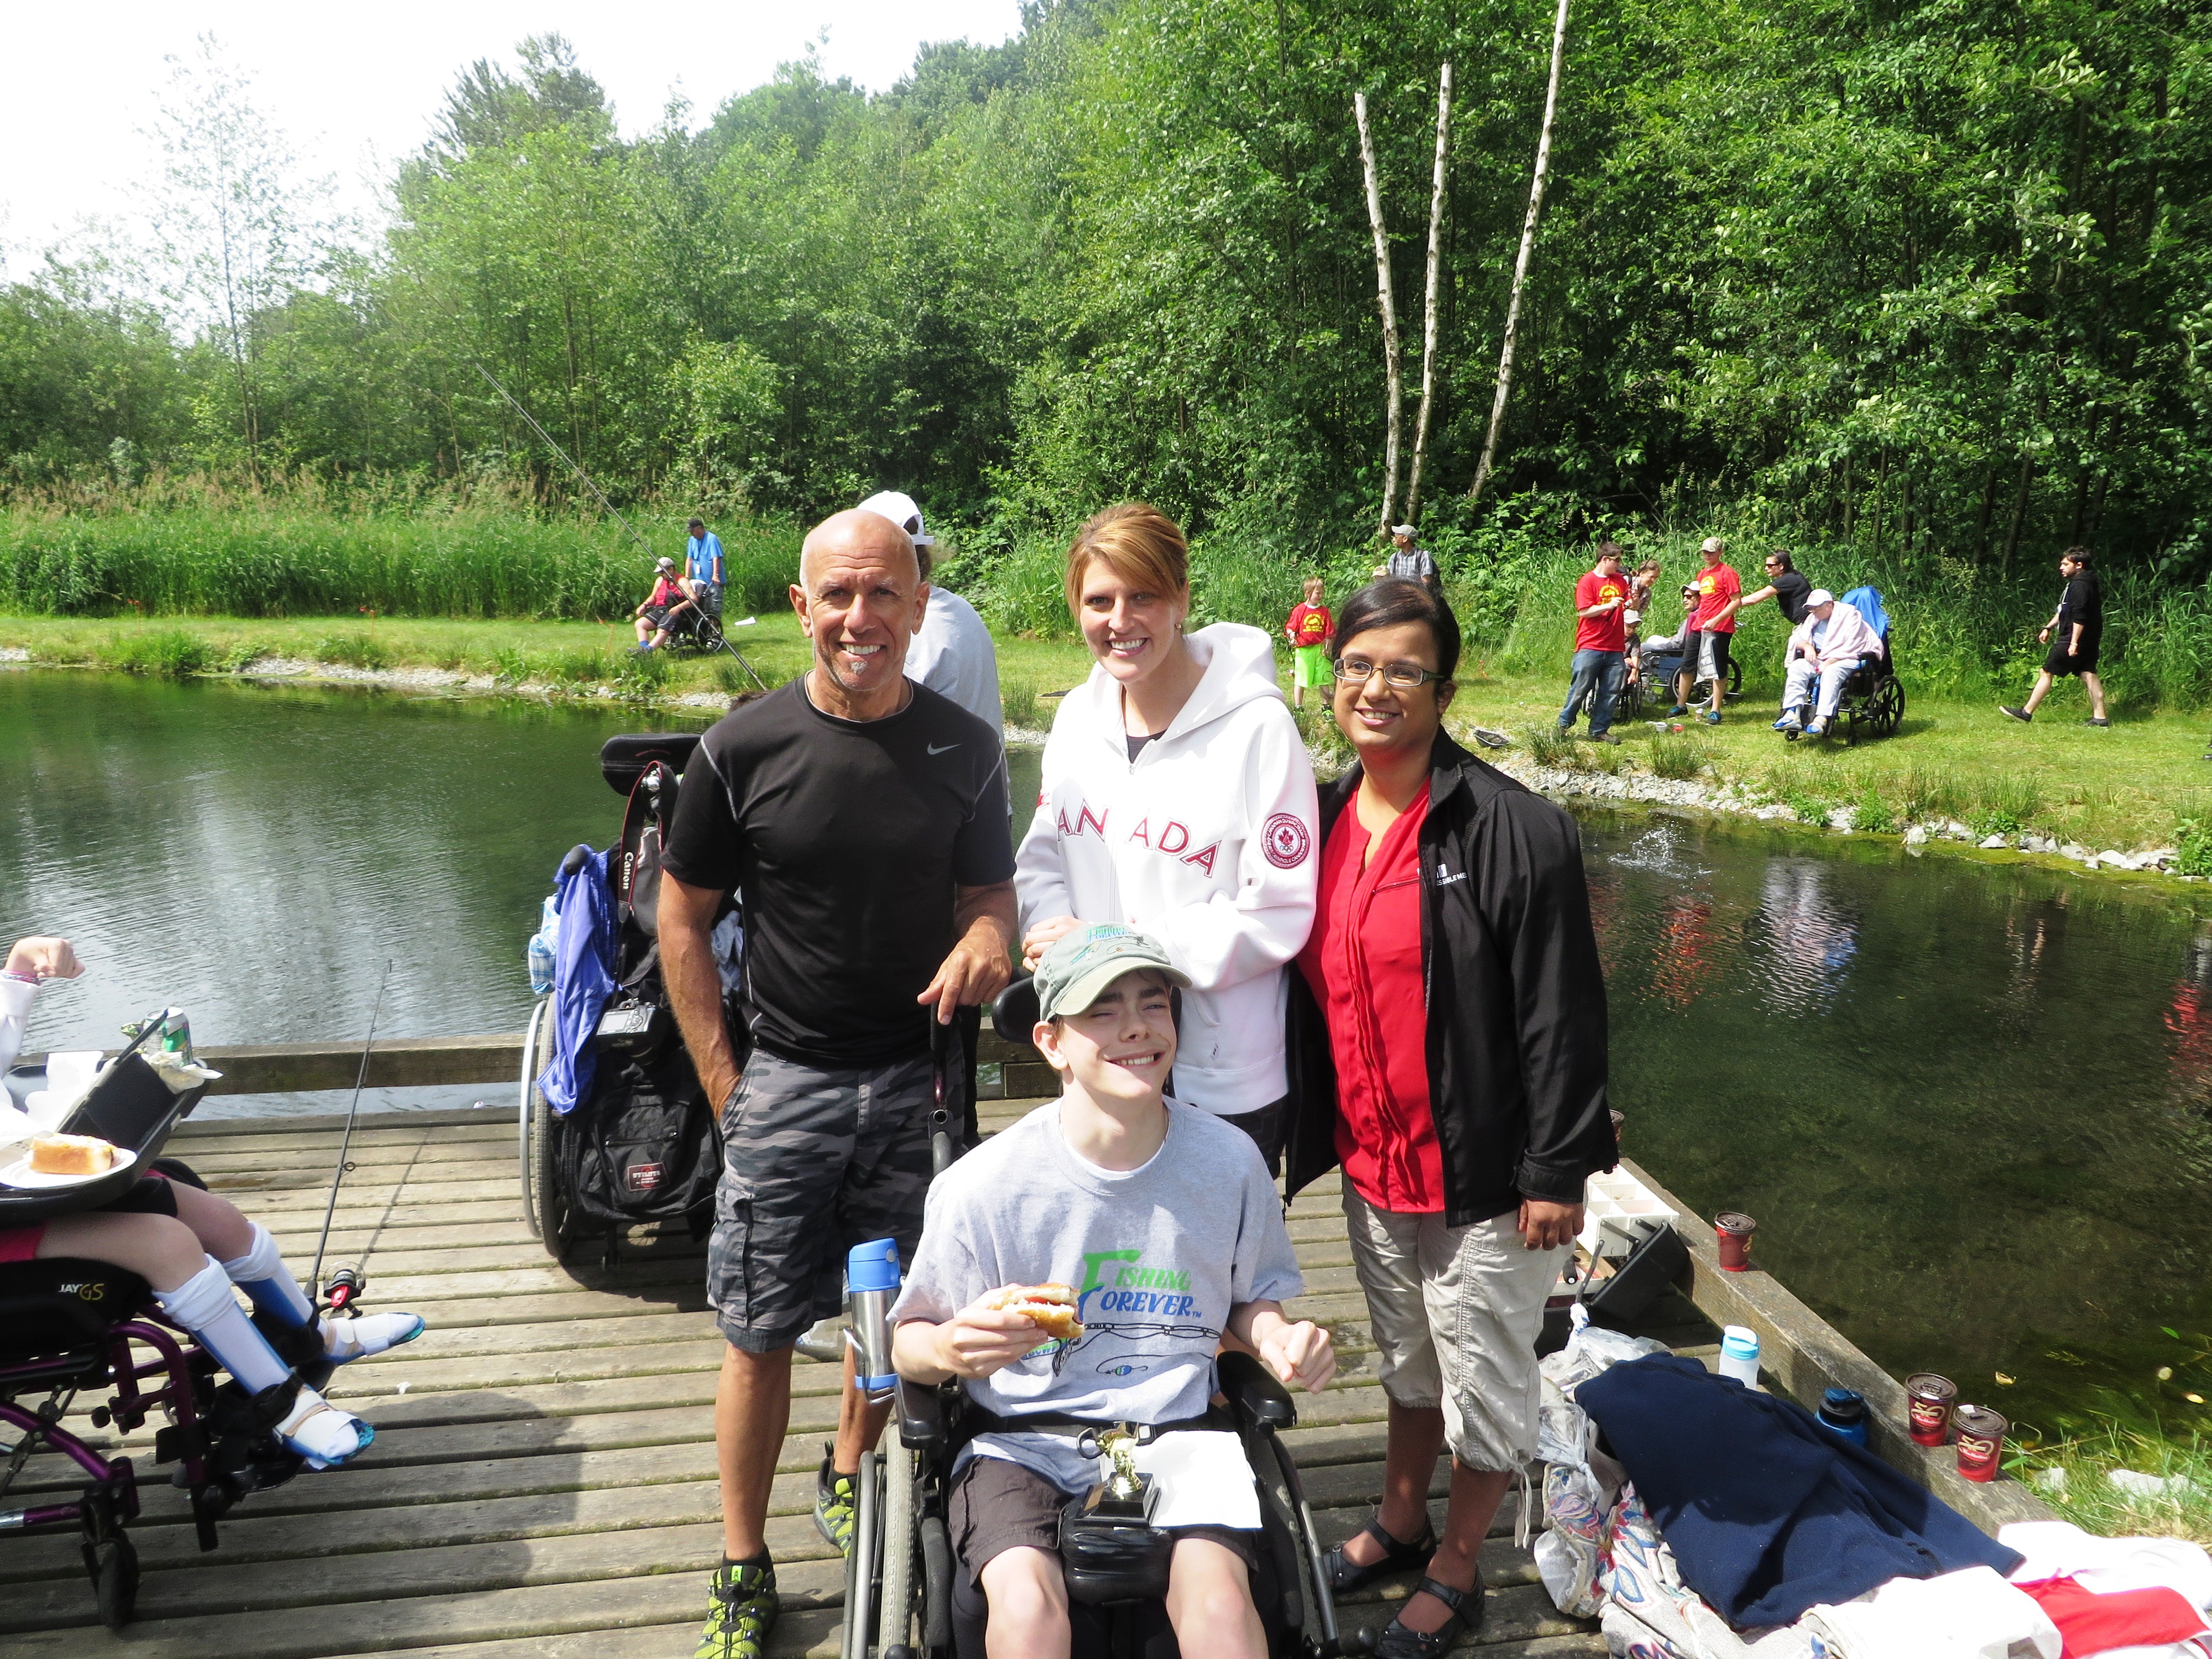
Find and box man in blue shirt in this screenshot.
[686,517,726,612]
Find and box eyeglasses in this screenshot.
[1332,656,1446,690]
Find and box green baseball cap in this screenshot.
[1034,925,1190,1022]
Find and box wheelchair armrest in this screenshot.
[1218,1350,1296,1433]
[898,1376,949,1456]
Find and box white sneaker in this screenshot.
[795,1315,846,1365]
[323,1312,426,1364]
[1805,719,1828,738]
[278,1393,375,1469]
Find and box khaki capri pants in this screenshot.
[1342,1188,1570,1474]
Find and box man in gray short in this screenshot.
[660,507,1016,1659]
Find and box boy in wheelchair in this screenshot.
[890,926,1334,1658]
[2,935,422,1469]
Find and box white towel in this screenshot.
[2001,1520,2212,1610]
[1801,1566,2061,1659]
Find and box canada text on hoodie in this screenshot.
[1015,623,1320,1115]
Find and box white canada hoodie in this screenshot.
[1015,623,1319,1115]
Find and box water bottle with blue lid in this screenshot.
[1718,1325,1761,1387]
[847,1238,902,1397]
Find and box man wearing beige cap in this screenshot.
[1670,537,1740,724]
[1776,589,1882,739]
[1375,523,1442,594]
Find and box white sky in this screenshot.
[0,1,1024,270]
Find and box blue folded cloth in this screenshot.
[1575,1353,2020,1628]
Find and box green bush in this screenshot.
[613,646,673,698]
[1526,724,1578,768]
[98,628,212,677]
[1969,775,2043,838]
[1646,733,1712,780]
[309,632,389,671]
[1781,790,1840,826]
[1850,793,1897,834]
[2175,819,2212,879]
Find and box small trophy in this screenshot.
[1078,1425,1160,1524]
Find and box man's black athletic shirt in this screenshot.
[661,677,1014,1068]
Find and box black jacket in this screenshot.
[1283,732,1617,1227]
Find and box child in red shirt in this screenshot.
[1285,577,1335,708]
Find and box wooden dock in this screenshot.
[2,1095,1618,1657]
[3,1027,2044,1656]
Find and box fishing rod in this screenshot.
[473,363,654,559]
[310,959,394,1307]
[472,362,768,692]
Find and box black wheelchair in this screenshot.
[520,734,724,1265]
[832,975,1350,1659]
[0,1026,335,1627]
[1780,591,1905,745]
[1616,635,1743,723]
[660,585,768,689]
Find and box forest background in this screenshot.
[3,0,2210,707]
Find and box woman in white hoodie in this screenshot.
[1016,503,1320,1169]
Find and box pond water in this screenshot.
[5,666,2210,1431]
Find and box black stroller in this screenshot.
[519,734,726,1264]
[0,1022,351,1627]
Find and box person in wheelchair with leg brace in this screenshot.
[2,935,423,1469]
[890,927,1335,1659]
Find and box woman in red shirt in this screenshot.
[1286,580,1615,1657]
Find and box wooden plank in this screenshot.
[1621,1157,2055,1531]
[7,1553,844,1659]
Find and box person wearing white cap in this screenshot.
[1775,590,1883,739]
[1374,524,1441,594]
[857,489,1004,742]
[632,555,696,651]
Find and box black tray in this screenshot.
[0,1029,208,1227]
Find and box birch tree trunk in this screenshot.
[1468,0,1572,505]
[1354,91,1404,534]
[1406,62,1454,523]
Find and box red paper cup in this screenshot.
[1715,1212,1757,1272]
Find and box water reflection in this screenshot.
[1753,860,1858,1010]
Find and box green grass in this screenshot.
[2022,1422,2212,1547]
[0,501,804,619]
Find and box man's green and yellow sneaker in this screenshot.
[815,1447,858,1556]
[695,1558,777,1659]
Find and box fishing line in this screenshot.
[310,959,394,1300]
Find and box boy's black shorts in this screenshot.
[947,1453,1259,1588]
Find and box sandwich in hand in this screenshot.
[29,1133,118,1176]
[981,1282,1084,1343]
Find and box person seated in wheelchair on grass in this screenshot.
[1772,589,1882,740]
[890,926,1335,1659]
[1,935,423,1469]
[632,556,698,653]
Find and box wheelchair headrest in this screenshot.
[0,1258,153,1365]
[992,975,1041,1045]
[600,733,703,797]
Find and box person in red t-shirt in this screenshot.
[1671,536,1741,724]
[1559,541,1630,743]
[632,556,697,652]
[1286,579,1614,1656]
[1284,576,1336,708]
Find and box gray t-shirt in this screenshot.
[906,586,1005,740]
[891,1097,1302,1491]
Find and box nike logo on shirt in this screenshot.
[927,743,959,755]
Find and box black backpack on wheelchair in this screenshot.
[525,734,725,1262]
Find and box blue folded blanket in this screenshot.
[1575,1353,2020,1628]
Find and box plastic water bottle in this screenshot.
[1817,1387,1869,1446]
[1718,1326,1761,1387]
[528,895,559,994]
[847,1238,901,1399]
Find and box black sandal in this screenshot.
[1374,1572,1484,1657]
[1322,1515,1438,1596]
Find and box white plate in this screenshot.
[0,1145,137,1190]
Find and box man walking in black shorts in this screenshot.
[2002,547,2109,726]
[659,507,1016,1659]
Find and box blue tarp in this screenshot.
[1841,585,1889,644]
[537,847,616,1116]
[1577,1353,2018,1628]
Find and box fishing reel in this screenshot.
[321,1264,368,1316]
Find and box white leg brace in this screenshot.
[218,1223,314,1329]
[157,1258,291,1394]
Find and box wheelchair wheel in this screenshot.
[530,1086,575,1263]
[90,1533,138,1630]
[519,995,550,1239]
[878,1441,920,1655]
[1870,676,1905,737]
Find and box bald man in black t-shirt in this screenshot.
[660,508,1015,1657]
